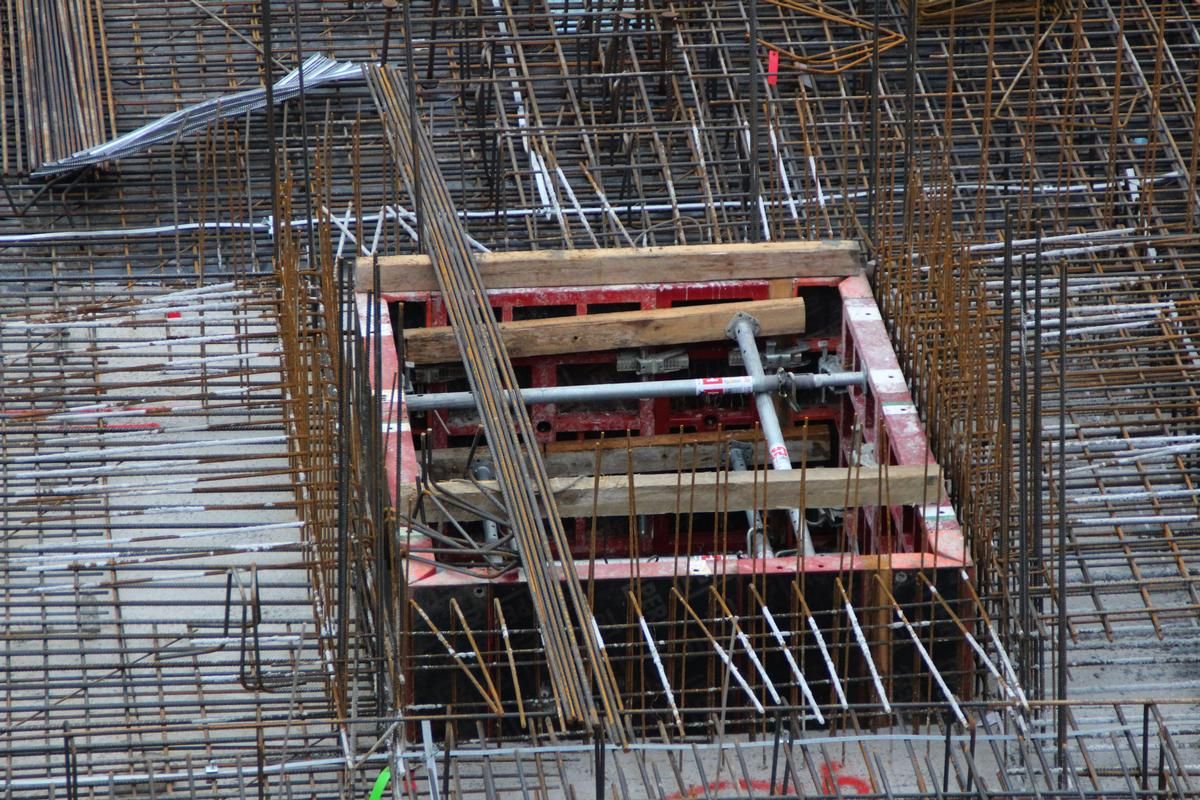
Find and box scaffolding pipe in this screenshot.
[727,442,773,558]
[728,312,817,557]
[470,461,505,566]
[405,370,864,412]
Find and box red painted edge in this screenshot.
[838,274,967,565]
[356,293,431,581]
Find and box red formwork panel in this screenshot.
[365,271,967,587]
[838,274,966,567]
[397,280,841,447]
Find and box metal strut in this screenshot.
[727,442,774,558]
[406,369,865,412]
[728,312,817,556]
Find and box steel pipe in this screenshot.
[727,442,773,558]
[470,461,505,566]
[405,370,864,412]
[728,312,817,557]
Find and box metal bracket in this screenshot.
[616,347,689,376]
[403,360,416,394]
[729,339,811,370]
[414,363,466,384]
[725,310,761,339]
[818,350,845,378]
[807,506,844,528]
[725,440,755,469]
[807,349,854,400]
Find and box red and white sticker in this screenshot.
[697,376,754,395]
[769,444,789,461]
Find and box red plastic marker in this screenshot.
[166,311,182,319]
[767,50,779,86]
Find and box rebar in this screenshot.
[2,0,1200,797]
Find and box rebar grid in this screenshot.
[1,0,1199,796]
[0,267,388,796]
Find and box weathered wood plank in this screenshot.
[360,241,861,293]
[422,429,833,480]
[405,465,942,521]
[403,297,805,363]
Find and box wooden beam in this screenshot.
[543,426,827,453]
[403,297,805,363]
[405,465,942,521]
[423,429,832,480]
[359,241,861,293]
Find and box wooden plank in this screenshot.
[543,426,824,453]
[768,278,795,299]
[406,465,942,522]
[359,241,861,293]
[404,297,805,363]
[423,430,833,480]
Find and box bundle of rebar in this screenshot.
[1,0,115,172]
[363,63,624,739]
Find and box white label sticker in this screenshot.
[696,376,754,395]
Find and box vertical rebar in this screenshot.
[747,0,761,241]
[1056,254,1069,785]
[1000,205,1014,633]
[1031,220,1044,701]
